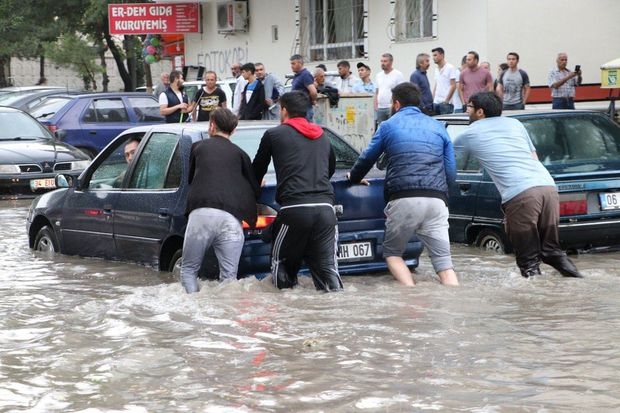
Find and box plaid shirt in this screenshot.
[548,68,579,98]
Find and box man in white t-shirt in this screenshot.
[230,62,248,116]
[374,53,405,127]
[431,47,460,114]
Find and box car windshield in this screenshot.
[0,112,52,140]
[231,126,359,171]
[519,113,620,174]
[29,96,73,120]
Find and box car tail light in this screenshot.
[559,194,587,216]
[242,204,278,229]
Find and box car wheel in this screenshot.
[475,229,505,254]
[34,225,59,253]
[168,249,183,280]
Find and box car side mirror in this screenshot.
[55,129,67,141]
[55,174,74,188]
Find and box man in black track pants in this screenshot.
[252,91,343,292]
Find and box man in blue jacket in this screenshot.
[347,82,459,286]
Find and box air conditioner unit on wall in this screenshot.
[217,1,248,33]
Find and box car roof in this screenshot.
[119,120,280,134]
[0,106,27,114]
[0,86,67,92]
[435,109,609,123]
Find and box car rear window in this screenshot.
[520,113,620,173]
[29,96,73,121]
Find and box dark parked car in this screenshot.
[0,106,90,199]
[438,109,620,253]
[0,87,79,112]
[29,92,165,158]
[26,122,422,279]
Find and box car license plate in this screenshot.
[599,192,620,210]
[30,178,56,191]
[337,241,373,262]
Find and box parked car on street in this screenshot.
[26,121,422,279]
[0,87,79,112]
[0,106,90,199]
[28,92,164,158]
[438,109,620,253]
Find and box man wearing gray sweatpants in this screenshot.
[181,108,260,293]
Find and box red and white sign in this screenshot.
[108,3,200,35]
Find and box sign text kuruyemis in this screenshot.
[108,3,200,35]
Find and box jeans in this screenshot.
[180,208,244,293]
[433,102,454,115]
[552,97,575,109]
[503,103,525,110]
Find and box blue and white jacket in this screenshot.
[349,106,456,204]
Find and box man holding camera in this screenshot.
[548,52,582,109]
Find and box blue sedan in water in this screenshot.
[26,121,422,279]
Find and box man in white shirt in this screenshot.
[230,62,248,116]
[431,47,460,114]
[374,53,405,127]
[331,60,359,94]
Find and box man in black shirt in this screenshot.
[252,91,343,292]
[181,108,260,293]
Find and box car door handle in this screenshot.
[158,208,169,218]
[103,204,113,214]
[89,130,97,135]
[459,183,471,192]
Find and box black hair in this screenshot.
[391,82,421,108]
[337,60,350,68]
[507,52,520,61]
[240,62,255,74]
[467,51,480,62]
[210,107,239,134]
[279,91,308,118]
[469,91,503,118]
[431,47,445,55]
[169,70,183,84]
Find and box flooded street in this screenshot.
[1,199,620,412]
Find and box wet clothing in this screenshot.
[253,117,342,291]
[181,208,245,293]
[350,105,456,204]
[455,116,582,278]
[349,105,456,275]
[270,204,342,290]
[181,135,260,293]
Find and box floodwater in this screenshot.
[1,199,620,412]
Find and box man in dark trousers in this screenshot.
[252,91,343,292]
[181,108,261,293]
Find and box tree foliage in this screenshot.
[0,0,150,90]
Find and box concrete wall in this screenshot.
[314,93,375,152]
